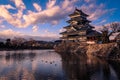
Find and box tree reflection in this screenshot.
[5,53,11,61]
[61,54,89,80]
[0,50,120,80]
[109,61,120,80]
[60,53,119,80]
[28,52,36,61]
[4,52,36,62]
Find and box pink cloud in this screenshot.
[0,0,116,29]
[59,28,65,33]
[22,0,77,26]
[46,0,56,9]
[84,0,90,3]
[40,29,59,38]
[0,19,4,24]
[0,29,24,38]
[11,0,26,10]
[0,0,78,28]
[32,25,38,32]
[0,25,6,28]
[79,3,115,21]
[33,3,42,12]
[0,28,59,41]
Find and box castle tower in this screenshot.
[60,8,101,44]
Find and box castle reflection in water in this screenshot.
[0,50,120,80]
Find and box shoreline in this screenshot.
[0,48,54,51]
[55,42,120,60]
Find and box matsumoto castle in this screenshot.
[60,8,101,44]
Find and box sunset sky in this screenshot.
[0,0,120,41]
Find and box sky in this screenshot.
[0,0,120,41]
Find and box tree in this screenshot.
[101,26,110,43]
[11,37,26,47]
[28,38,36,47]
[0,42,4,48]
[101,22,120,43]
[5,38,11,47]
[110,22,120,32]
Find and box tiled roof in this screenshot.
[63,25,71,28]
[69,8,89,17]
[60,31,68,34]
[87,30,102,37]
[67,18,91,23]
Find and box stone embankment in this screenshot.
[55,42,120,60]
[86,43,120,60]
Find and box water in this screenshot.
[0,50,120,80]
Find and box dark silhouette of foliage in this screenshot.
[101,22,120,43]
[101,26,110,43]
[101,30,110,43]
[0,42,4,48]
[0,37,56,50]
[5,38,11,47]
[110,22,120,32]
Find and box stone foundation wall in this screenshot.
[55,42,120,60]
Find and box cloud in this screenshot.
[22,0,77,26]
[46,0,56,9]
[33,3,42,12]
[94,22,120,32]
[94,25,102,31]
[84,0,90,3]
[59,28,65,33]
[0,29,59,41]
[0,4,28,28]
[0,29,24,38]
[0,0,115,29]
[3,4,16,9]
[79,3,115,21]
[0,0,78,28]
[0,25,6,28]
[0,19,4,24]
[99,19,107,24]
[11,0,26,10]
[51,20,59,25]
[32,25,38,32]
[40,29,59,38]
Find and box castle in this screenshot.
[60,8,101,44]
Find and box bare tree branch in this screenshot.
[110,22,120,32]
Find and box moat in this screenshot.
[0,50,120,80]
